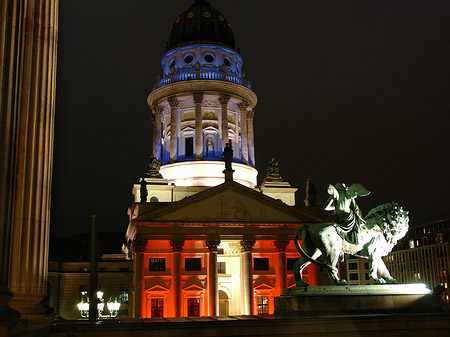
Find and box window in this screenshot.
[99,267,107,272]
[150,196,159,203]
[119,267,129,272]
[409,240,415,249]
[223,57,231,67]
[365,273,370,280]
[287,258,298,271]
[217,248,224,255]
[185,137,193,157]
[187,298,200,317]
[254,258,269,271]
[185,258,201,271]
[257,296,269,314]
[348,262,358,270]
[218,262,226,274]
[80,267,88,272]
[204,53,214,63]
[151,298,164,318]
[184,54,193,64]
[349,273,359,281]
[169,59,175,69]
[364,262,369,270]
[119,284,129,303]
[149,258,165,271]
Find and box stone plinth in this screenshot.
[275,284,441,315]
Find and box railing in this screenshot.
[153,70,251,90]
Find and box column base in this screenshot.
[9,292,53,323]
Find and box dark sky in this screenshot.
[52,0,450,237]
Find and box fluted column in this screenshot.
[170,239,184,317]
[193,92,203,159]
[152,104,163,161]
[219,94,230,150]
[168,96,179,163]
[247,109,255,167]
[0,0,58,322]
[274,240,289,296]
[240,239,255,315]
[205,240,220,316]
[132,240,146,318]
[238,101,249,164]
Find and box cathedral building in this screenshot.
[123,0,322,318]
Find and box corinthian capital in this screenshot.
[246,109,255,119]
[205,240,221,252]
[273,240,290,251]
[193,92,204,104]
[152,104,163,115]
[240,239,255,252]
[167,96,179,108]
[218,94,230,105]
[170,239,185,252]
[131,240,147,253]
[237,100,249,111]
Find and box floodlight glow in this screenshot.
[97,291,104,299]
[396,283,431,295]
[159,161,258,188]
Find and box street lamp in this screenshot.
[77,291,121,319]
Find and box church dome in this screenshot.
[166,0,236,52]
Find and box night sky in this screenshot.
[52,0,450,237]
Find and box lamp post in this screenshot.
[77,291,121,319]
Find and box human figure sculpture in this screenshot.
[323,183,370,245]
[206,137,214,156]
[266,157,282,181]
[293,182,409,286]
[222,143,233,171]
[144,154,162,178]
[140,178,148,203]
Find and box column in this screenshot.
[205,240,220,316]
[132,240,146,318]
[273,240,289,296]
[219,94,230,150]
[193,92,203,159]
[238,101,249,164]
[0,0,58,323]
[240,239,255,315]
[170,239,184,317]
[168,96,179,163]
[152,104,163,161]
[247,109,255,167]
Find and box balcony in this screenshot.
[154,70,251,90]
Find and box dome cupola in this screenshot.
[166,0,236,52]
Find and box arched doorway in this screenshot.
[218,290,229,316]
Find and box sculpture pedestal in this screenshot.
[275,284,441,315]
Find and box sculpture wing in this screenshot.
[347,183,370,198]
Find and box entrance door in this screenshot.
[218,290,229,316]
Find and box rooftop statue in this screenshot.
[265,157,283,181]
[144,154,163,178]
[222,143,233,171]
[293,183,409,286]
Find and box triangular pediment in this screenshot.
[134,181,321,224]
[146,285,169,292]
[254,283,274,290]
